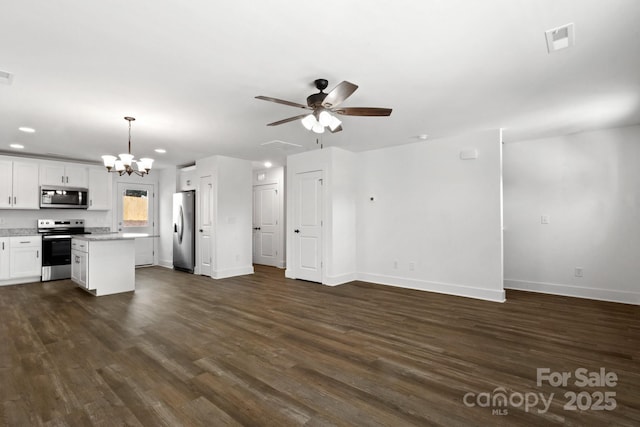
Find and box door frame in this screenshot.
[113,176,158,266]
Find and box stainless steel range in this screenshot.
[38,219,87,281]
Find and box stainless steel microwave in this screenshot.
[40,186,89,209]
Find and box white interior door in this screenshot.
[253,183,279,266]
[198,175,213,276]
[117,183,154,266]
[294,171,323,282]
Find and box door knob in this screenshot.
[294,229,300,233]
[199,229,203,232]
[253,227,261,230]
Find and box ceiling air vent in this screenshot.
[545,23,575,53]
[0,70,13,85]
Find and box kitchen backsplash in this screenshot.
[0,209,112,229]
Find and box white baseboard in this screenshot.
[211,266,255,279]
[283,269,354,286]
[324,272,357,286]
[358,273,506,303]
[158,259,173,269]
[504,279,640,305]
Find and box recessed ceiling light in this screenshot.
[9,143,24,149]
[18,127,35,133]
[154,148,166,153]
[0,70,13,85]
[417,134,428,140]
[264,161,272,168]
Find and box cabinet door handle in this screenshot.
[2,242,4,250]
[66,176,69,184]
[8,196,10,205]
[61,176,64,183]
[14,197,16,205]
[90,200,93,206]
[36,250,39,258]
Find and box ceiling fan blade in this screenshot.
[266,114,310,126]
[329,124,343,133]
[321,81,358,108]
[333,107,392,116]
[255,96,311,110]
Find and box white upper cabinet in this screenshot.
[40,163,88,188]
[0,160,40,209]
[0,161,12,209]
[178,167,196,191]
[88,168,112,210]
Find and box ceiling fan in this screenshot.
[255,79,392,134]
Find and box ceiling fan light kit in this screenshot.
[256,78,392,134]
[101,116,154,177]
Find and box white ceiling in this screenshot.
[1,0,639,169]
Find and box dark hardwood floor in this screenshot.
[0,265,638,426]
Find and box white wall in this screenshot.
[503,125,640,305]
[357,130,505,302]
[285,147,358,285]
[196,155,254,279]
[157,166,177,268]
[327,148,357,284]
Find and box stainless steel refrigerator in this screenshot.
[173,191,195,273]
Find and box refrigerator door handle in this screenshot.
[178,205,184,244]
[174,223,177,233]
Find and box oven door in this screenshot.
[42,235,72,281]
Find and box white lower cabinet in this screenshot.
[71,237,135,296]
[71,240,90,290]
[9,236,42,278]
[0,238,10,280]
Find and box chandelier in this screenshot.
[301,110,342,134]
[101,117,154,176]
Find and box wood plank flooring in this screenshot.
[0,265,638,426]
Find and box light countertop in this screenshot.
[72,233,158,241]
[0,228,38,237]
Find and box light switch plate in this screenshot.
[541,215,550,224]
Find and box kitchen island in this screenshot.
[71,234,135,296]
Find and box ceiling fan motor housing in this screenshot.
[307,92,327,108]
[306,78,329,107]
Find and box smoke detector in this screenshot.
[545,23,575,53]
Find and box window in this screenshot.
[122,189,149,227]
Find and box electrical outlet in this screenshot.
[575,267,583,277]
[409,262,415,271]
[541,215,550,224]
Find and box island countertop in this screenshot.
[72,232,158,241]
